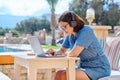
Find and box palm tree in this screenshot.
[46,0,58,45]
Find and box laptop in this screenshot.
[28,36,64,58]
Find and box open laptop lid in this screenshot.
[28,36,65,58]
[28,36,45,56]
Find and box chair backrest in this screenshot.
[103,37,120,70]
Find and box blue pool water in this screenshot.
[0,46,24,52]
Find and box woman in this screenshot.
[47,11,111,80]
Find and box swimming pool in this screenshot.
[0,44,32,64]
[0,46,25,52]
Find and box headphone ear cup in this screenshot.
[70,21,77,27]
[70,12,77,27]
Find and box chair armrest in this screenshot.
[111,70,120,75]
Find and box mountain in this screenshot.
[0,13,60,29]
[0,15,42,28]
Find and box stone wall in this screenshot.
[34,30,46,44]
[0,37,29,44]
[0,37,4,44]
[0,64,56,80]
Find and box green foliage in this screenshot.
[0,27,20,36]
[69,0,89,22]
[0,29,6,36]
[0,27,11,36]
[102,3,120,29]
[46,0,58,12]
[69,0,120,27]
[90,0,106,24]
[42,44,60,49]
[40,17,51,32]
[14,17,50,35]
[118,19,120,25]
[10,29,20,37]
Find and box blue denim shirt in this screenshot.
[62,26,111,80]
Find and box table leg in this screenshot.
[14,63,21,80]
[67,59,76,80]
[45,69,52,80]
[66,68,69,80]
[28,65,37,80]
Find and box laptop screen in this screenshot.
[28,36,45,56]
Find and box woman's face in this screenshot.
[59,21,74,35]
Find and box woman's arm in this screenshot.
[55,47,68,55]
[47,46,83,57]
[68,46,84,57]
[46,47,68,56]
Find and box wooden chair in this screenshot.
[99,75,120,80]
[99,37,120,80]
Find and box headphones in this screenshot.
[70,12,77,27]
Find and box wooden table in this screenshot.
[13,54,79,80]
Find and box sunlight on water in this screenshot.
[0,46,24,52]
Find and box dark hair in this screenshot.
[58,11,85,32]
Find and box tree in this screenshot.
[46,0,58,45]
[15,17,50,35]
[69,0,120,27]
[102,3,120,29]
[69,0,89,22]
[90,0,106,24]
[40,16,51,33]
[0,28,6,36]
[69,0,106,24]
[0,27,14,36]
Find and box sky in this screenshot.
[0,0,119,28]
[0,0,72,16]
[0,0,120,16]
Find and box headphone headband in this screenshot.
[70,12,77,27]
[70,12,75,21]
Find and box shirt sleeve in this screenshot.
[75,28,95,48]
[62,36,70,48]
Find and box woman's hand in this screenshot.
[46,48,67,56]
[46,48,64,56]
[46,48,55,55]
[63,53,67,57]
